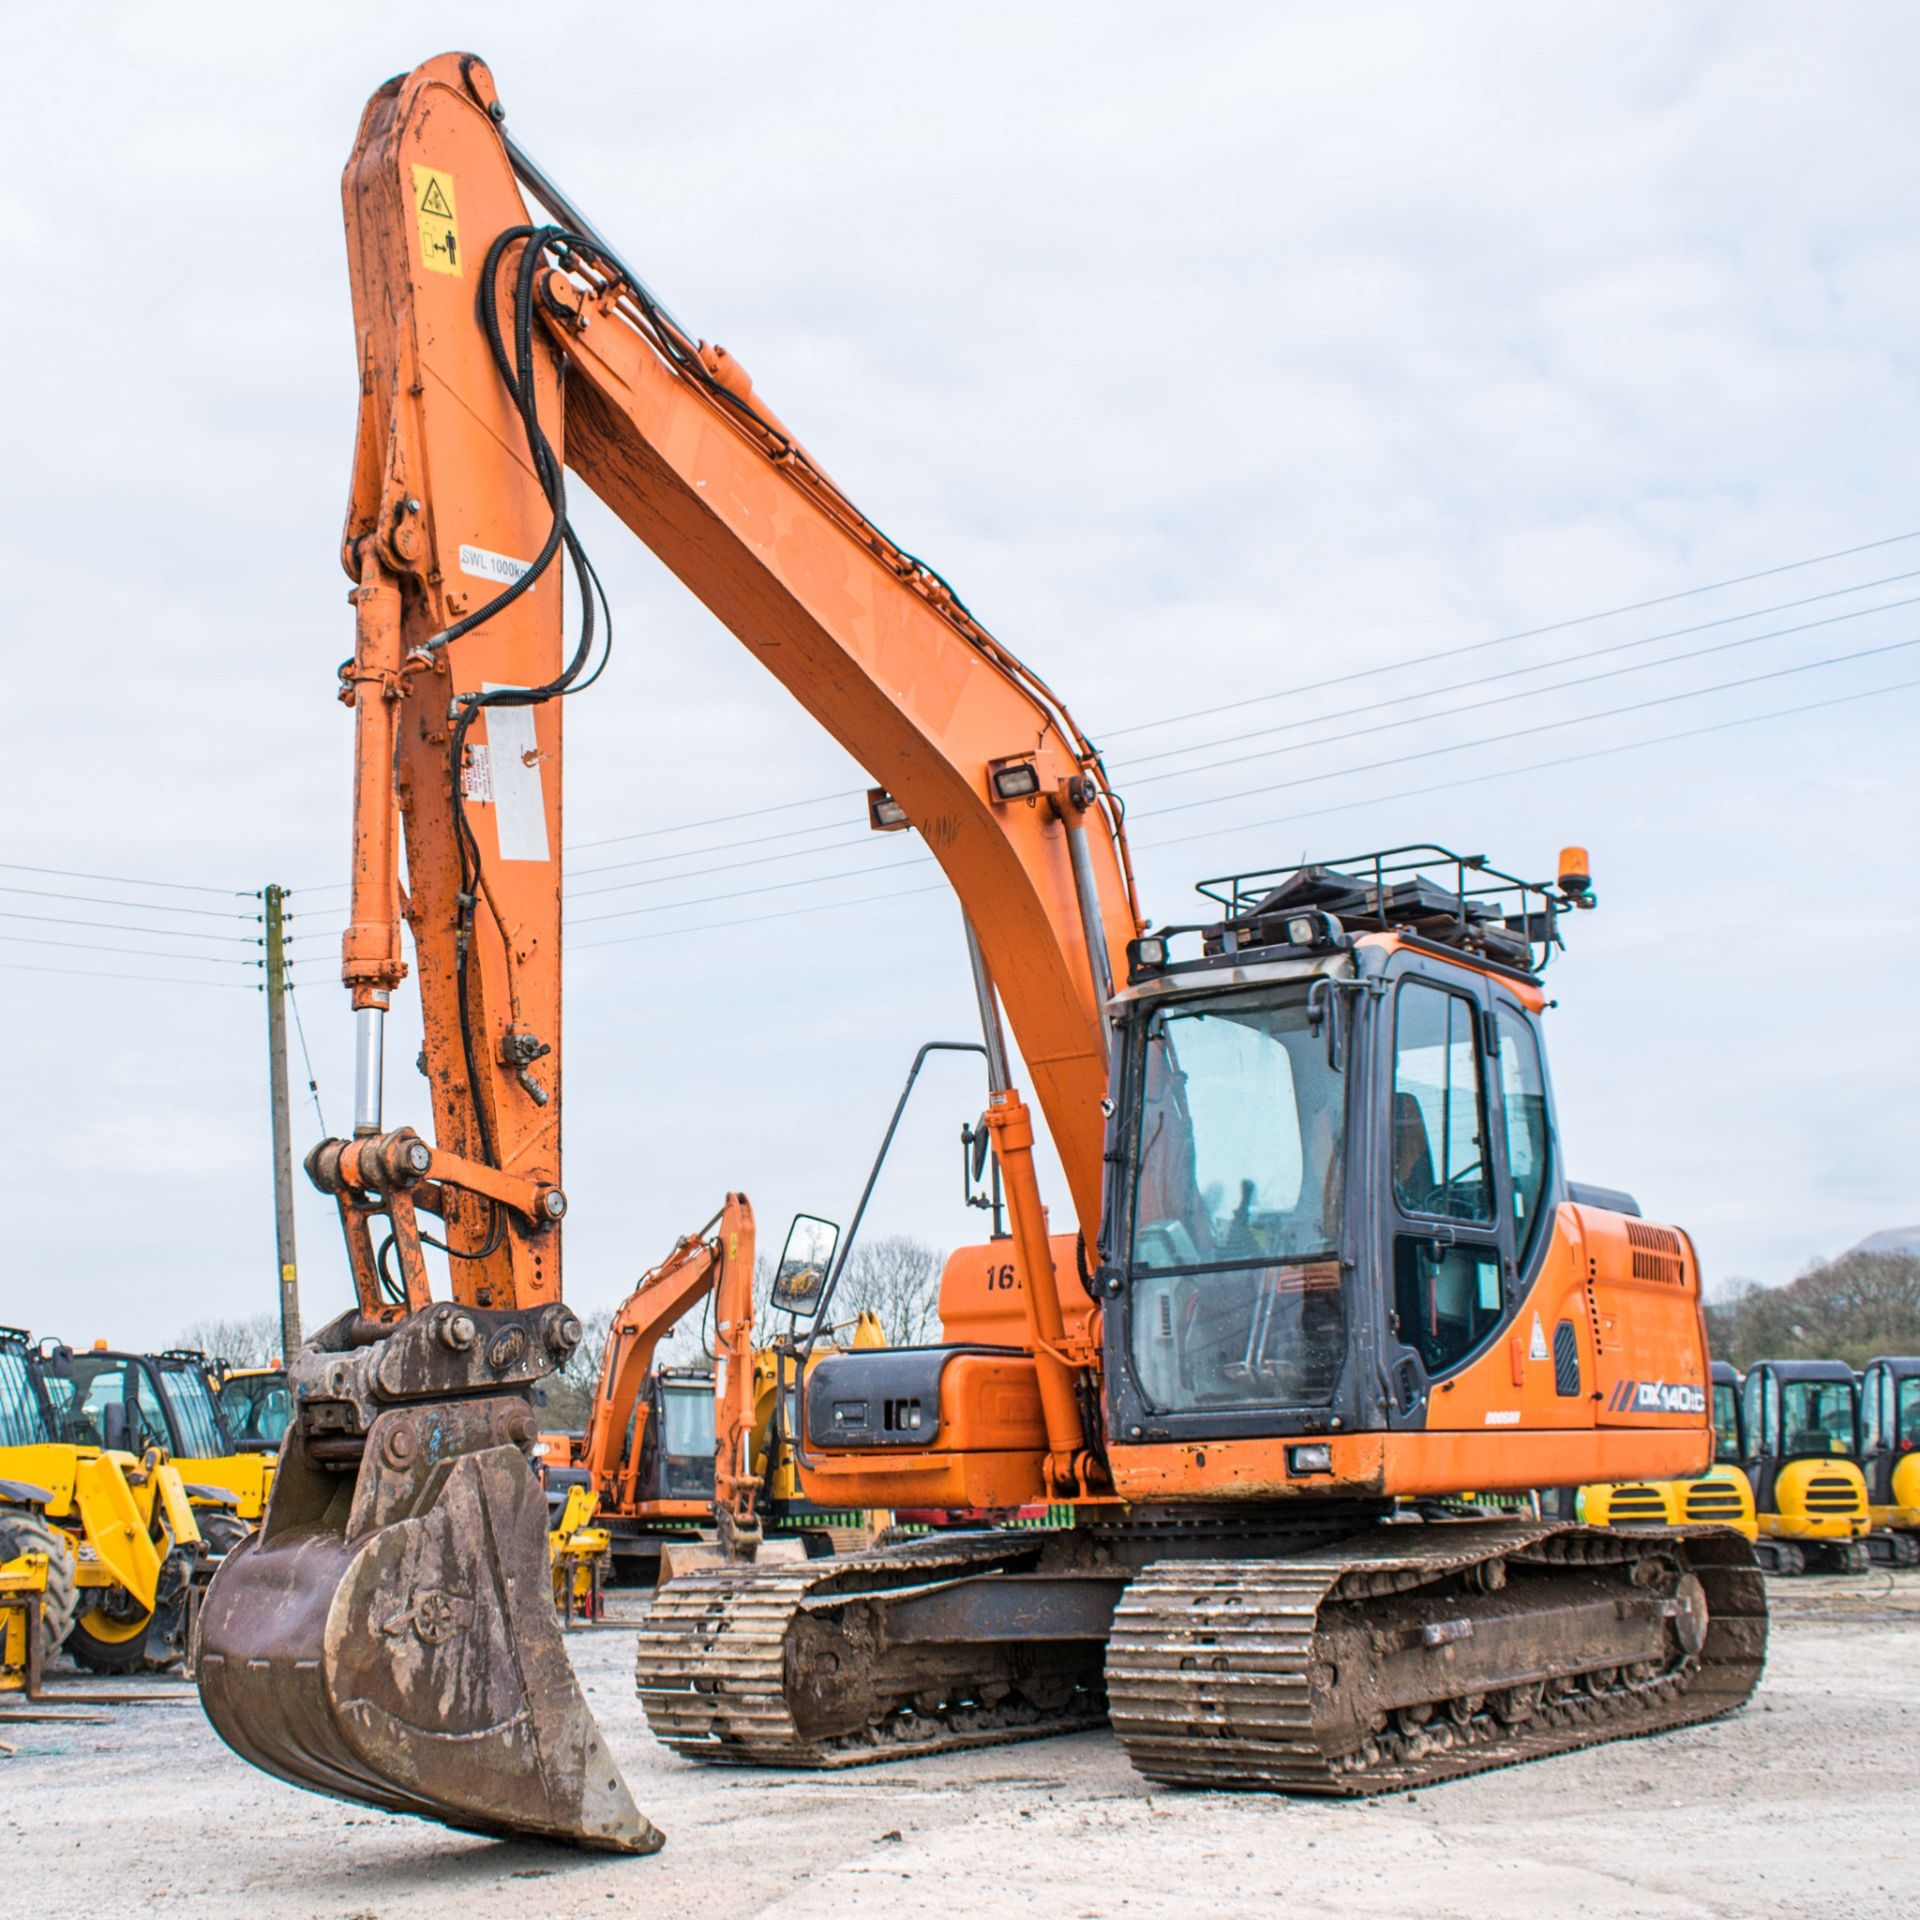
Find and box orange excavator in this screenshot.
[565,1196,763,1568]
[198,51,1766,1854]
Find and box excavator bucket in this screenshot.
[196,1306,660,1854]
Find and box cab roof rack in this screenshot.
[1130,844,1595,982]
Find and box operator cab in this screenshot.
[0,1327,55,1450]
[216,1369,294,1450]
[38,1347,234,1461]
[634,1367,717,1505]
[1740,1360,1859,1484]
[1102,846,1592,1452]
[1857,1356,1920,1521]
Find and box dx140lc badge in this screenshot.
[1607,1378,1707,1415]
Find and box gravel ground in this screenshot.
[5,1573,1918,1919]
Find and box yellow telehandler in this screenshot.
[2,1329,203,1672]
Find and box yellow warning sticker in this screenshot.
[411,164,462,277]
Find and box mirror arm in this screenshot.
[799,1039,986,1368]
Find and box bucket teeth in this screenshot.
[197,1392,659,1854]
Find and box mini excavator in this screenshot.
[197,52,1767,1852]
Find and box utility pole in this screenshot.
[263,884,302,1362]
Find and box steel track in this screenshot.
[1105,1522,1767,1793]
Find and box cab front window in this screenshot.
[1780,1380,1855,1457]
[0,1347,44,1449]
[659,1381,716,1461]
[1127,986,1347,1413]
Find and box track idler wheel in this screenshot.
[196,1307,659,1854]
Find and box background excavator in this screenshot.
[1859,1355,1920,1556]
[545,1197,885,1585]
[1738,1358,1873,1573]
[197,51,1767,1853]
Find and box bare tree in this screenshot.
[175,1312,282,1367]
[831,1235,945,1346]
[1703,1251,1920,1370]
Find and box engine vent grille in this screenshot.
[1683,1481,1745,1521]
[1625,1221,1686,1286]
[1804,1476,1866,1515]
[1607,1486,1667,1520]
[1552,1319,1581,1397]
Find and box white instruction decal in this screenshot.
[1529,1312,1548,1361]
[480,686,551,863]
[461,742,494,803]
[460,543,535,588]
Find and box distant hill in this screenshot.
[1849,1226,1920,1259]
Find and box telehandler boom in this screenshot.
[199,51,1765,1851]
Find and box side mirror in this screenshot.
[101,1401,131,1453]
[771,1213,840,1318]
[967,1117,991,1185]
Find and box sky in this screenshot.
[3,3,1916,1348]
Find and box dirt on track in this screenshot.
[4,1574,1917,1920]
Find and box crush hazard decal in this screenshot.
[411,164,462,276]
[1606,1378,1707,1415]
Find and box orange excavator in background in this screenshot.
[198,51,1767,1855]
[568,1196,763,1567]
[549,1194,882,1581]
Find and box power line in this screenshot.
[0,958,260,990]
[571,878,954,951]
[1142,632,1920,820]
[310,583,1920,916]
[1140,673,1920,854]
[0,909,263,946]
[271,530,1920,892]
[571,809,874,882]
[0,931,262,967]
[1124,592,1920,790]
[0,859,254,898]
[341,572,1920,916]
[566,850,924,928]
[569,829,879,901]
[1100,527,1920,741]
[576,670,1920,943]
[0,882,262,921]
[1113,571,1920,772]
[308,632,1920,941]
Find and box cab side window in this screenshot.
[1392,982,1492,1224]
[1393,1243,1503,1379]
[1494,1005,1551,1266]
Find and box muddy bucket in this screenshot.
[196,1307,660,1854]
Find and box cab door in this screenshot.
[1860,1361,1894,1505]
[1379,959,1515,1424]
[1743,1365,1782,1511]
